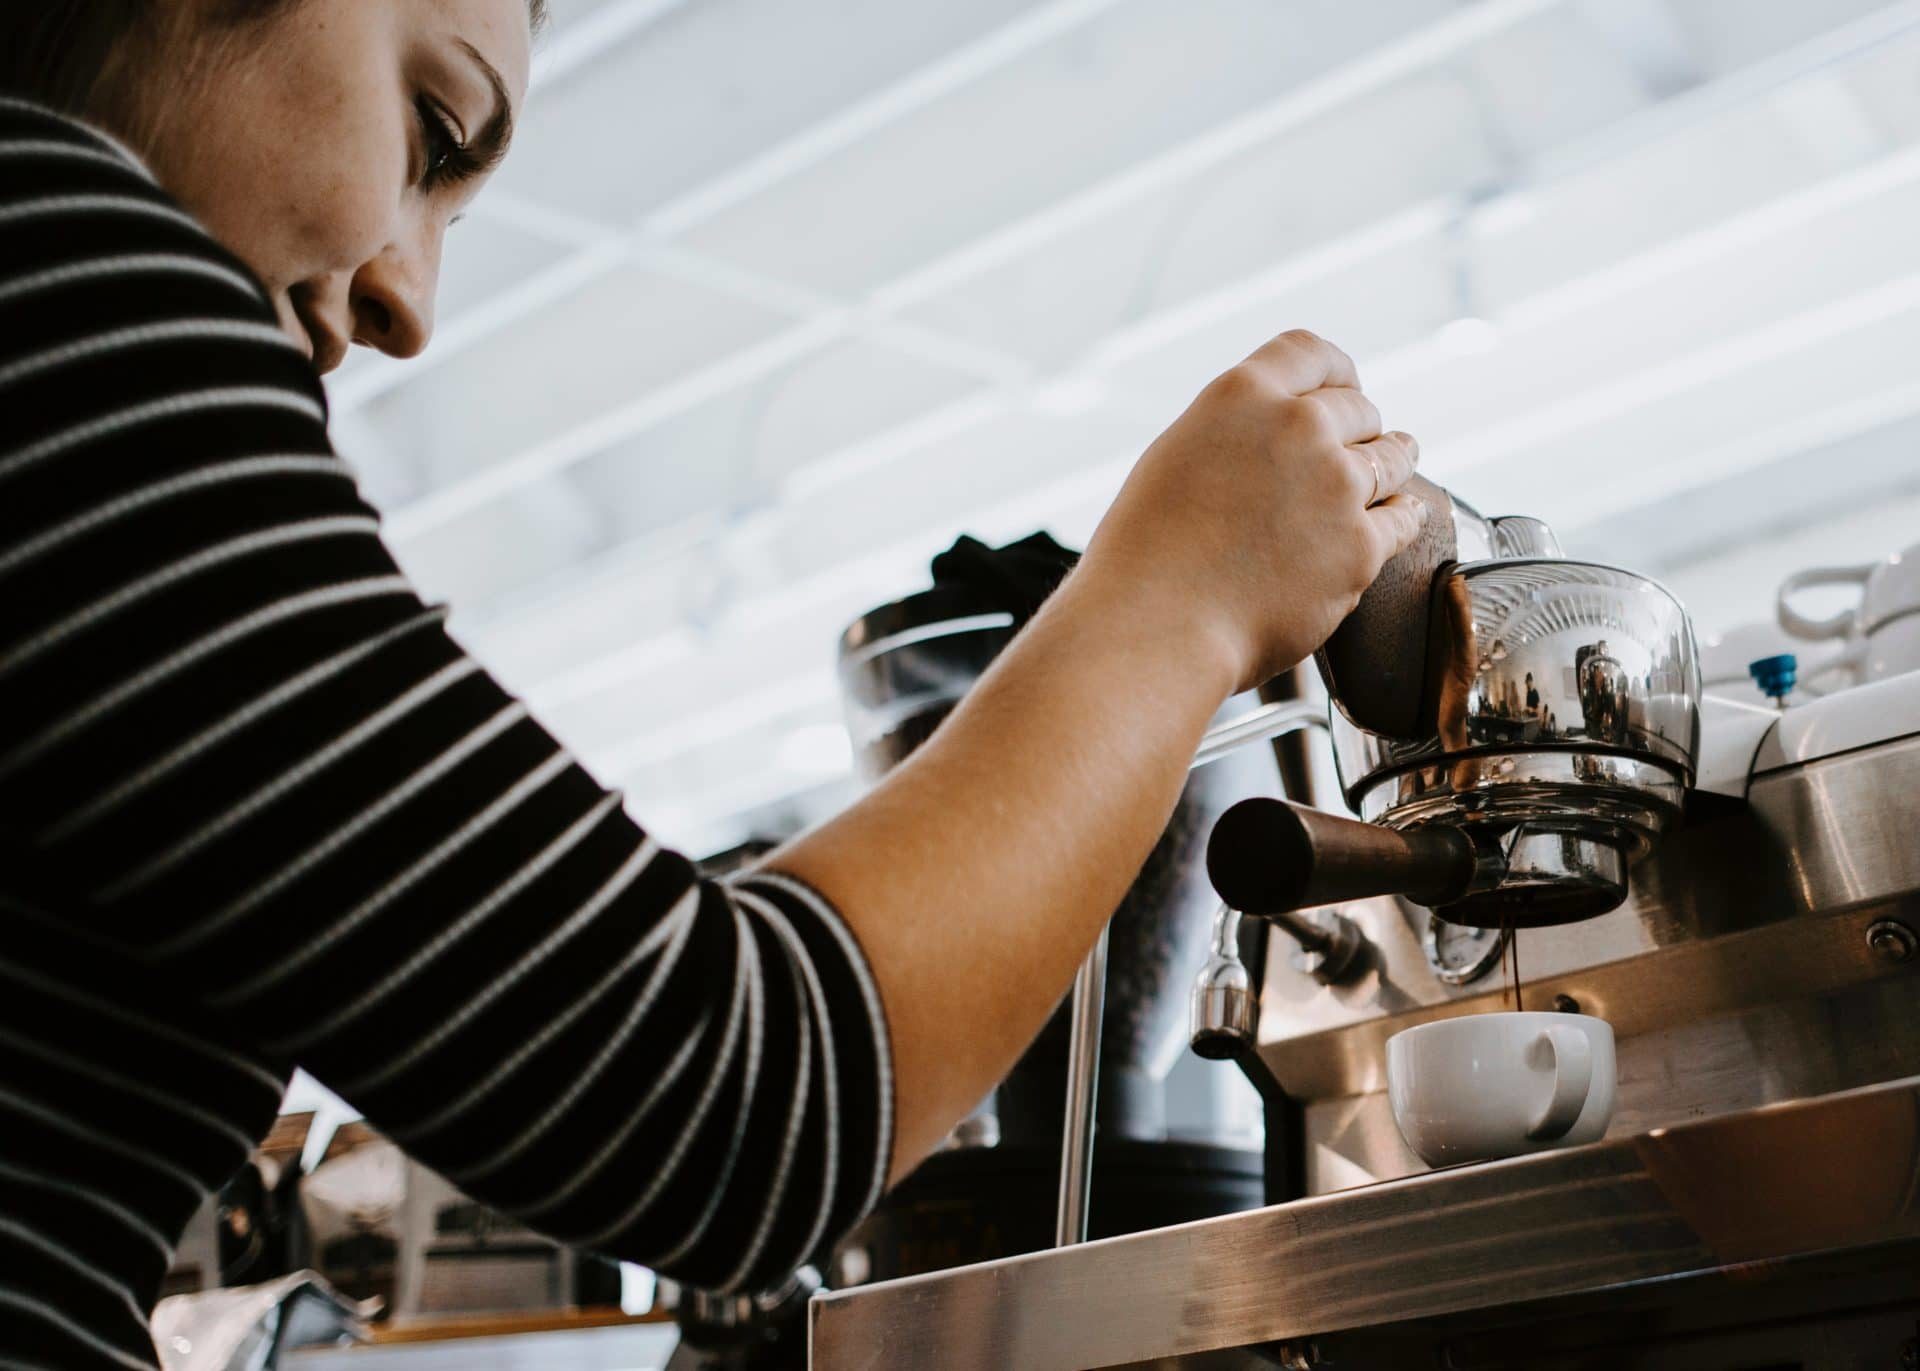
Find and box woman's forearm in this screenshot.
[774,328,1425,1184]
[770,566,1242,1180]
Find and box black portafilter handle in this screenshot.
[1206,797,1478,916]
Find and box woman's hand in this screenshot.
[1078,328,1425,693]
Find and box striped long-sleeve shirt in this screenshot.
[0,95,891,1370]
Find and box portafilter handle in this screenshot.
[1206,797,1482,916]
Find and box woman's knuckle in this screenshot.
[1282,395,1336,447]
[1207,363,1265,408]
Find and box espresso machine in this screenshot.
[812,482,1920,1370]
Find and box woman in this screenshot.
[0,1,1424,1365]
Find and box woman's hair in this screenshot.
[0,1,547,118]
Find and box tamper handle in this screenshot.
[1206,797,1477,915]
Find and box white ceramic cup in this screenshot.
[1386,1011,1616,1168]
[1778,544,1920,686]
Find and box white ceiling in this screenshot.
[327,0,1920,854]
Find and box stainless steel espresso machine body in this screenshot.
[811,487,1920,1371]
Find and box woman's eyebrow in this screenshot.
[457,39,516,174]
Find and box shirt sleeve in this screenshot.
[0,95,892,1296]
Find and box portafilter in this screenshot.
[1207,478,1702,930]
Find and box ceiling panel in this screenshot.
[357,256,792,487]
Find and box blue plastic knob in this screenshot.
[1748,653,1798,703]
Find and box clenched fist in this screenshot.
[1080,329,1425,693]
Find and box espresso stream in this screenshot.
[1502,916,1523,1012]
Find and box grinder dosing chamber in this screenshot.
[1207,479,1702,931]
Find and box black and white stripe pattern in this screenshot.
[0,95,891,1369]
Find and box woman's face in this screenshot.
[135,0,532,375]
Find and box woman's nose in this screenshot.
[350,247,436,360]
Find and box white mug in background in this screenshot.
[1777,545,1920,686]
[1386,1011,1616,1168]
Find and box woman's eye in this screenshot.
[415,97,474,189]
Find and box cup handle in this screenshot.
[1778,565,1874,642]
[1526,1025,1594,1142]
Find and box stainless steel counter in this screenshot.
[809,1073,1920,1369]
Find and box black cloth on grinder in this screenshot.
[928,532,1080,627]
